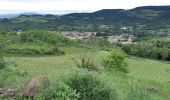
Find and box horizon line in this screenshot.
[0,5,169,15]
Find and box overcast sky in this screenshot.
[0,0,170,14]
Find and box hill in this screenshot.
[0,6,170,35]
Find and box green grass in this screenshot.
[2,49,170,99]
[127,57,170,83]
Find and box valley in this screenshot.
[0,5,170,100]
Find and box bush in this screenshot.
[35,82,79,100]
[6,44,65,56]
[0,51,6,70]
[46,47,65,55]
[121,40,170,61]
[63,72,117,100]
[72,53,100,71]
[20,30,71,45]
[103,48,128,72]
[0,58,6,70]
[0,69,13,87]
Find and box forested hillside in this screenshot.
[0,6,170,33]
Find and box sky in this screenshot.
[0,0,170,14]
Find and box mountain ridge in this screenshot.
[0,6,170,31]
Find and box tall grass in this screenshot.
[72,52,101,72]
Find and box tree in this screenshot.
[103,48,128,72]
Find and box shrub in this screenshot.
[0,58,6,70]
[72,53,100,71]
[20,30,71,45]
[35,82,79,100]
[46,47,65,55]
[0,51,6,70]
[103,48,128,72]
[63,72,117,100]
[6,44,65,56]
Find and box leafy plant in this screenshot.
[35,82,79,100]
[72,52,100,72]
[103,48,128,72]
[63,72,117,100]
[0,58,6,70]
[0,49,6,70]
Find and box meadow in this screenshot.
[0,30,170,99]
[2,47,170,100]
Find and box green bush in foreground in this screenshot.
[35,82,79,100]
[62,72,117,100]
[103,48,128,72]
[21,72,116,100]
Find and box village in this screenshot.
[60,31,136,44]
[60,31,97,40]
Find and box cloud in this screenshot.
[0,0,170,14]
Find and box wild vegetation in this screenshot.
[0,28,170,100]
[0,29,87,56]
[103,48,128,72]
[1,49,169,100]
[0,6,170,100]
[121,38,170,61]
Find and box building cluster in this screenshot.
[107,34,136,44]
[60,31,96,39]
[60,31,136,44]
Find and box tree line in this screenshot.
[121,39,170,61]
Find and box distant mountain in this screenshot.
[64,6,170,20]
[0,6,170,31]
[0,14,20,18]
[0,12,42,18]
[20,12,41,15]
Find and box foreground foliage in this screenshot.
[61,72,116,100]
[35,82,79,100]
[0,50,169,99]
[103,48,128,72]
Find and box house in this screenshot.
[120,27,127,30]
[60,31,96,40]
[107,34,136,44]
[17,30,22,35]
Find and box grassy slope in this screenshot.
[128,57,170,83]
[3,48,170,99]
